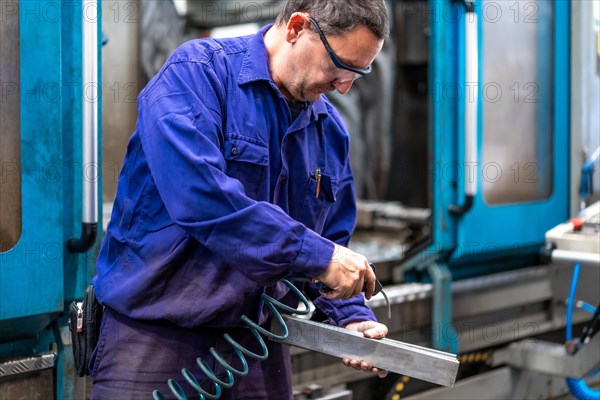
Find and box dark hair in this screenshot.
[275,0,390,40]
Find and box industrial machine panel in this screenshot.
[0,1,65,325]
[430,0,570,270]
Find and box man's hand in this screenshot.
[343,321,389,378]
[317,244,376,300]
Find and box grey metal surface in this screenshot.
[0,368,55,400]
[102,0,141,203]
[464,11,478,197]
[61,324,93,399]
[546,202,600,255]
[0,353,56,378]
[82,0,99,224]
[0,1,22,250]
[571,0,600,215]
[326,3,396,200]
[388,0,430,208]
[271,315,459,387]
[348,232,408,283]
[298,389,353,400]
[405,367,513,400]
[492,334,600,379]
[351,202,430,282]
[367,266,555,352]
[451,272,553,319]
[319,390,352,400]
[355,201,431,229]
[552,249,600,266]
[177,0,282,27]
[482,0,554,204]
[370,262,553,312]
[404,366,579,400]
[291,350,361,388]
[290,264,600,391]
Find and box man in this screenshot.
[91,0,390,398]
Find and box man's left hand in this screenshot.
[343,321,389,378]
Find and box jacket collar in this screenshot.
[238,24,329,121]
[237,24,274,86]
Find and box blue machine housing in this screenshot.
[415,0,571,351]
[0,0,575,395]
[0,1,102,397]
[428,0,570,270]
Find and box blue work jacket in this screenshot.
[94,25,376,329]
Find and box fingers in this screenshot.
[318,245,371,300]
[363,327,386,339]
[346,321,389,339]
[363,263,376,300]
[322,275,363,300]
[351,274,365,298]
[343,359,371,371]
[342,359,388,378]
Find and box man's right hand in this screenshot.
[316,244,376,300]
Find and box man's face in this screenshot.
[283,14,384,103]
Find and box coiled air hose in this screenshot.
[152,279,310,400]
[566,263,600,400]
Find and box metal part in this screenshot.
[481,0,559,206]
[428,263,456,353]
[0,368,55,400]
[67,0,100,253]
[289,265,598,393]
[0,353,56,378]
[380,289,391,320]
[314,389,352,400]
[0,0,21,250]
[348,232,408,283]
[271,315,459,387]
[351,202,431,283]
[355,201,431,229]
[546,202,600,266]
[82,0,99,226]
[175,0,283,27]
[294,385,352,400]
[366,264,593,352]
[404,366,582,400]
[546,202,600,254]
[369,264,391,320]
[449,2,478,215]
[463,5,478,202]
[551,249,600,266]
[315,264,391,319]
[492,333,600,379]
[576,301,600,350]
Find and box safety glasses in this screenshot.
[308,17,372,81]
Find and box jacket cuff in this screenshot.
[312,293,377,327]
[293,229,335,278]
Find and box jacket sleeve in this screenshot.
[307,111,376,326]
[305,283,376,327]
[137,61,334,286]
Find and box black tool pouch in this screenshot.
[68,284,103,377]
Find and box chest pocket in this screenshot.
[224,135,269,200]
[297,171,339,234]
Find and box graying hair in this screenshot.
[275,0,390,40]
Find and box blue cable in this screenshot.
[152,279,311,400]
[577,301,599,317]
[566,264,600,400]
[580,145,599,203]
[566,264,580,341]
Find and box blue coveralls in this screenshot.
[91,24,376,399]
